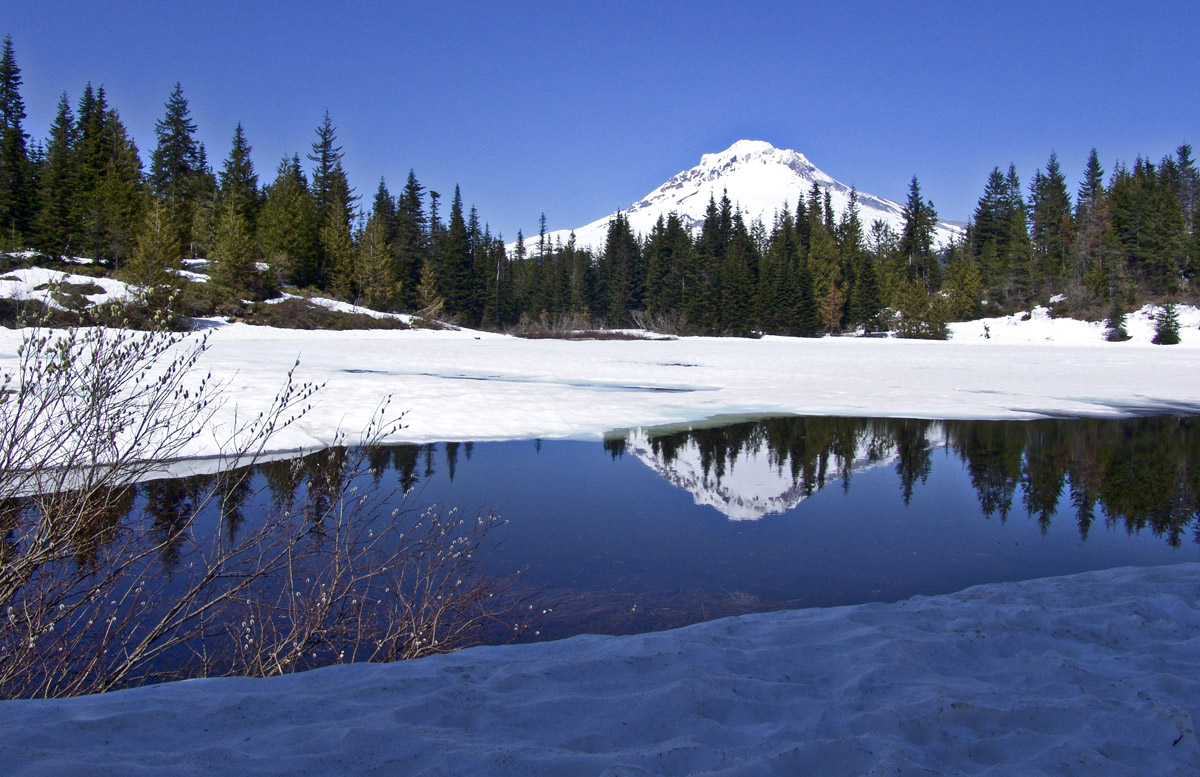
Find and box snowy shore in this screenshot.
[2,563,1197,776]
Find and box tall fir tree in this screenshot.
[1028,152,1074,292]
[321,188,357,300]
[34,93,80,255]
[218,122,259,230]
[600,212,642,326]
[210,199,260,299]
[149,83,211,255]
[438,186,482,323]
[73,87,145,267]
[0,35,36,245]
[307,111,356,289]
[1074,148,1116,299]
[1001,164,1033,304]
[899,175,939,285]
[392,170,427,309]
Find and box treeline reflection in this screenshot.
[36,416,1199,566]
[606,415,1200,546]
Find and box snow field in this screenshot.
[2,563,1197,776]
[2,266,1200,775]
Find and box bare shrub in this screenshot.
[630,309,693,337]
[508,311,669,340]
[0,319,529,699]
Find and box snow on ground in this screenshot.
[3,563,1197,776]
[145,302,1200,459]
[264,291,418,323]
[0,266,133,308]
[3,278,1200,774]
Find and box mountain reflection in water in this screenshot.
[607,415,1200,544]
[45,415,1200,640]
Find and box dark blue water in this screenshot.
[110,415,1198,644]
[298,415,1197,639]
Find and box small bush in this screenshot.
[1104,299,1131,342]
[1152,303,1181,345]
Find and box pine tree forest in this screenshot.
[1,36,1197,337]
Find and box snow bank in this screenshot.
[3,563,1196,776]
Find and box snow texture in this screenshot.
[2,270,1200,774]
[518,140,963,252]
[2,563,1197,776]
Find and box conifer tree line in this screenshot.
[1,36,1196,335]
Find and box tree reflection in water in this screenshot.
[621,415,1200,546]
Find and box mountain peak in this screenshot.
[515,141,963,253]
[701,139,776,163]
[697,140,814,175]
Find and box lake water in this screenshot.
[165,414,1199,642]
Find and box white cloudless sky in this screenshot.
[5,0,1197,240]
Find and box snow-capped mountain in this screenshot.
[519,140,962,253]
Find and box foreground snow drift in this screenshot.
[2,563,1197,776]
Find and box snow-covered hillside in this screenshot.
[518,140,963,253]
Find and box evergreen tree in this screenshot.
[837,188,866,322]
[1028,152,1074,292]
[0,35,35,245]
[720,212,758,334]
[218,122,259,230]
[1002,165,1034,304]
[969,167,1007,293]
[1103,297,1131,342]
[123,197,184,302]
[210,200,260,299]
[899,175,939,284]
[34,93,80,255]
[943,241,983,320]
[1151,303,1181,345]
[1075,148,1116,299]
[643,212,691,317]
[758,210,800,334]
[370,178,397,243]
[438,186,481,323]
[600,212,642,326]
[74,88,145,267]
[258,155,319,287]
[149,83,211,254]
[356,210,397,310]
[686,196,726,330]
[308,112,356,288]
[392,171,427,309]
[415,257,444,319]
[894,277,948,340]
[1110,158,1184,295]
[849,251,884,331]
[819,283,845,335]
[322,188,356,300]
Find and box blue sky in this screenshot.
[5,1,1197,239]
